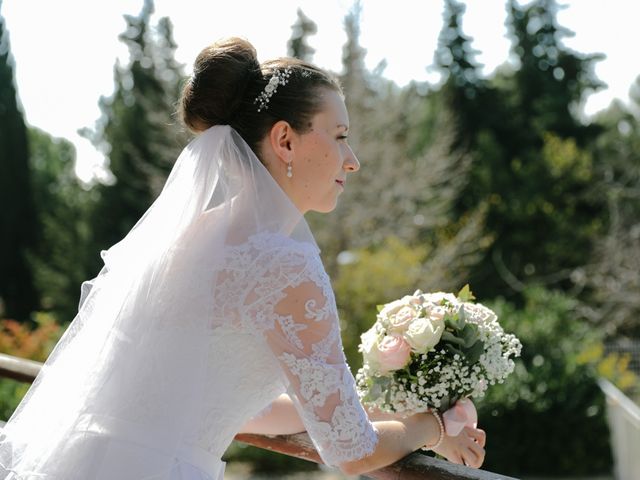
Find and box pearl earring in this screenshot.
[286,162,293,178]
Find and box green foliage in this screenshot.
[476,287,613,476]
[0,313,65,421]
[432,0,609,302]
[0,378,29,422]
[81,0,187,274]
[575,95,640,336]
[27,128,97,323]
[0,11,38,320]
[331,234,490,369]
[577,343,638,395]
[223,442,318,475]
[434,0,485,144]
[436,0,481,91]
[287,9,317,62]
[457,284,475,302]
[333,236,427,367]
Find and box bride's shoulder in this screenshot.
[219,231,331,302]
[221,231,324,278]
[227,231,320,261]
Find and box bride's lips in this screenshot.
[335,179,345,187]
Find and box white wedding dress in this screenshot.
[0,127,378,479]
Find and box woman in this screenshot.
[0,38,485,479]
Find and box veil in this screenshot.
[0,125,318,477]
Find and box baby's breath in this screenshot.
[356,289,522,414]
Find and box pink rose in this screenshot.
[377,334,412,372]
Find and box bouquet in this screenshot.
[356,285,521,431]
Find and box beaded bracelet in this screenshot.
[421,409,445,451]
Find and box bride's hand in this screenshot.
[433,425,486,469]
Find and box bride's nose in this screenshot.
[344,146,360,172]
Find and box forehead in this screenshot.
[312,89,349,129]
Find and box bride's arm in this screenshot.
[239,394,484,475]
[238,393,305,435]
[239,394,401,435]
[365,405,405,421]
[246,250,484,474]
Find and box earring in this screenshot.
[286,162,293,178]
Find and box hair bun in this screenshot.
[179,37,260,132]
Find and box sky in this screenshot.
[3,0,640,182]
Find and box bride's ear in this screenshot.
[268,120,296,166]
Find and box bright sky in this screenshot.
[3,0,640,182]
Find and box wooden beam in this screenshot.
[0,353,519,480]
[0,353,42,383]
[235,432,518,480]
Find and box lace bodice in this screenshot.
[0,233,378,480]
[185,232,378,467]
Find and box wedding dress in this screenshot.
[0,126,378,479]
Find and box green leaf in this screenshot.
[376,304,384,313]
[461,323,480,347]
[464,340,485,364]
[441,331,466,346]
[457,307,469,327]
[458,284,476,302]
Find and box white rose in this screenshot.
[379,299,406,319]
[423,292,458,306]
[388,305,418,333]
[359,327,383,371]
[380,295,422,319]
[404,314,445,353]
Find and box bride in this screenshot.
[0,37,485,479]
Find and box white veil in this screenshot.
[0,125,317,478]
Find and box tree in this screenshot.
[478,287,612,476]
[575,91,640,337]
[433,0,485,146]
[0,8,38,320]
[81,0,187,274]
[306,4,488,299]
[287,9,317,62]
[448,0,606,300]
[307,2,374,273]
[506,0,604,140]
[27,128,96,324]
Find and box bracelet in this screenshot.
[421,409,445,451]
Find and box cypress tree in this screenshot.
[434,0,484,136]
[28,127,96,323]
[0,7,38,320]
[440,0,607,299]
[287,9,317,62]
[82,0,186,274]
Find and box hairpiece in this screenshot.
[255,67,292,112]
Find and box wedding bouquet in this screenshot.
[355,286,521,423]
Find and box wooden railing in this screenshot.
[0,352,518,480]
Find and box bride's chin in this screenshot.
[312,201,338,214]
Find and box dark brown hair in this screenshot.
[179,37,342,161]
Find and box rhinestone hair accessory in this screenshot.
[255,67,292,112]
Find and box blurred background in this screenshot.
[1,0,639,478]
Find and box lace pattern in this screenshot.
[213,232,378,466]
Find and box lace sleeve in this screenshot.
[244,245,378,467]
